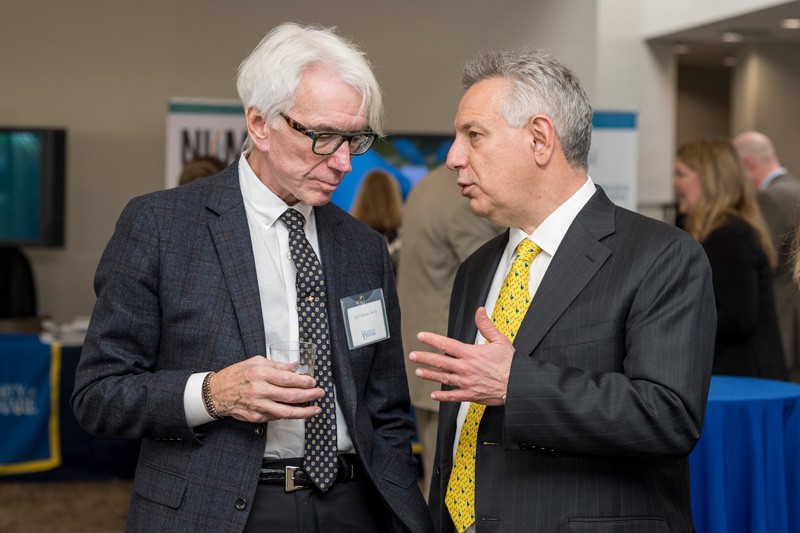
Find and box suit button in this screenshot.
[235,498,247,511]
[519,442,531,450]
[255,425,265,437]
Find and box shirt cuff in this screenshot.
[184,372,217,427]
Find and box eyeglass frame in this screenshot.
[278,112,378,156]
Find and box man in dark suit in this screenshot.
[409,49,717,532]
[734,131,800,377]
[72,23,431,533]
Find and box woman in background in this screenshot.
[674,138,788,380]
[351,169,403,275]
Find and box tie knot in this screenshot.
[515,238,541,265]
[280,208,305,232]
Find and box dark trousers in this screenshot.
[243,474,389,532]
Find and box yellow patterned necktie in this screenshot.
[445,238,541,532]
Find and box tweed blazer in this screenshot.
[72,164,432,533]
[429,187,717,533]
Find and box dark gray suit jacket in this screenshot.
[71,165,432,533]
[429,188,716,533]
[758,172,800,366]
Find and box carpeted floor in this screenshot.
[0,479,132,533]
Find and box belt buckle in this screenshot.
[284,465,304,492]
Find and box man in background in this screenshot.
[410,49,716,532]
[72,22,430,533]
[397,163,503,497]
[734,131,800,378]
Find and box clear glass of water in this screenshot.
[267,341,317,378]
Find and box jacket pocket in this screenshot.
[133,460,187,509]
[381,450,417,489]
[539,320,615,349]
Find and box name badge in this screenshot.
[340,289,390,349]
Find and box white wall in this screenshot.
[731,43,800,174]
[0,0,597,321]
[596,0,677,220]
[640,0,792,37]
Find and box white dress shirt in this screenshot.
[452,176,596,532]
[184,154,353,459]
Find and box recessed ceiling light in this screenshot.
[781,18,800,29]
[673,43,691,54]
[723,56,738,67]
[722,32,743,43]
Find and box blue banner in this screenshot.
[0,335,61,474]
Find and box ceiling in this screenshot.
[648,1,800,66]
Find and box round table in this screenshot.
[689,375,800,533]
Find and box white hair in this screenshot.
[236,23,384,151]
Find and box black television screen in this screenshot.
[0,128,66,247]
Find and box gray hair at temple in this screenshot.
[463,49,593,171]
[236,22,384,152]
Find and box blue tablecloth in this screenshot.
[0,333,138,480]
[689,375,800,532]
[0,334,60,474]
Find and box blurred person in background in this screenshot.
[675,137,788,380]
[179,155,227,185]
[734,131,800,378]
[351,168,403,274]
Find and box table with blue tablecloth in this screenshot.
[0,333,139,480]
[689,375,800,533]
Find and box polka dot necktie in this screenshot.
[445,238,541,532]
[279,208,338,492]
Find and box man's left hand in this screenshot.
[409,307,513,406]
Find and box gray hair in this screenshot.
[237,23,384,151]
[463,49,592,170]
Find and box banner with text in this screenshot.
[164,98,246,189]
[588,110,638,211]
[0,335,61,475]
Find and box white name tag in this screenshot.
[340,289,390,349]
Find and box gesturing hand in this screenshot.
[409,307,514,406]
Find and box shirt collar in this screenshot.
[238,154,314,229]
[507,176,596,256]
[761,167,787,191]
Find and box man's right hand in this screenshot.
[209,356,324,423]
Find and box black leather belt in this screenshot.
[259,454,360,492]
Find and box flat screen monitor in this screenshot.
[330,133,453,212]
[0,128,66,247]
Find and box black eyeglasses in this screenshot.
[279,112,377,156]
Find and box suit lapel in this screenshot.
[513,187,615,354]
[314,205,359,415]
[206,169,266,358]
[454,233,508,349]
